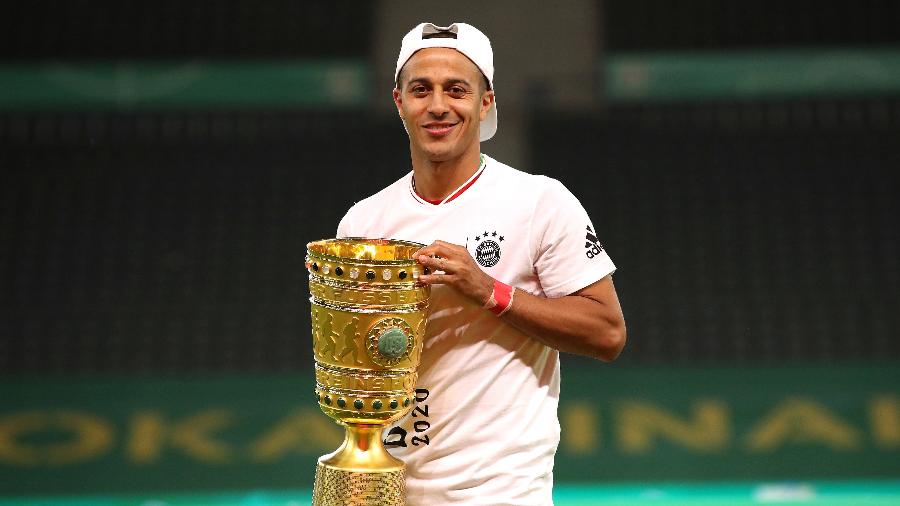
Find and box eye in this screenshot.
[411,85,428,97]
[448,86,467,98]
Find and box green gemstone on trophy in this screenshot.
[378,327,408,358]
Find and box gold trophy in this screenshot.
[306,238,430,506]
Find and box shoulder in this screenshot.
[343,172,411,218]
[482,155,575,203]
[338,172,410,237]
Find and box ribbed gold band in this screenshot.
[312,462,406,506]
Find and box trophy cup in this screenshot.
[306,238,430,506]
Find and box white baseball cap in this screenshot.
[395,22,498,142]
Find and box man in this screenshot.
[336,22,626,505]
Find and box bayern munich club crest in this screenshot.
[469,230,504,268]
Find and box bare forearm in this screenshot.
[501,279,626,361]
[414,241,626,361]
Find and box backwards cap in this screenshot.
[395,22,498,142]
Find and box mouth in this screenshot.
[422,122,457,137]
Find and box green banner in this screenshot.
[1,365,898,495]
[4,481,900,506]
[0,61,368,110]
[4,49,900,109]
[606,48,900,101]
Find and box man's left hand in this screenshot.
[415,240,494,306]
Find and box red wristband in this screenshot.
[485,279,515,316]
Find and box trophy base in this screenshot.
[312,462,406,506]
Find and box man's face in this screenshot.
[393,48,494,163]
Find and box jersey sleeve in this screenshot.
[336,205,357,238]
[530,177,616,298]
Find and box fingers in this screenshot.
[416,254,447,273]
[417,255,453,285]
[412,240,495,305]
[414,240,459,260]
[415,241,466,285]
[418,272,451,286]
[415,241,463,270]
[415,254,436,270]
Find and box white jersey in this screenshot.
[336,155,615,505]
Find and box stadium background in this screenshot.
[2,1,898,504]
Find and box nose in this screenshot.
[427,88,449,116]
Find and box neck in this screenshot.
[410,144,483,202]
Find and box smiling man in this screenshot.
[336,22,626,505]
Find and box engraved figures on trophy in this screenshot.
[338,317,364,366]
[312,306,365,366]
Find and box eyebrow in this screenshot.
[407,77,473,88]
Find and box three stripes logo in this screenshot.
[584,225,604,259]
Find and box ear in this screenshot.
[479,90,495,121]
[393,88,403,118]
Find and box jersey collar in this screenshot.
[410,155,486,206]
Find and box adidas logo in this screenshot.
[584,225,604,259]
